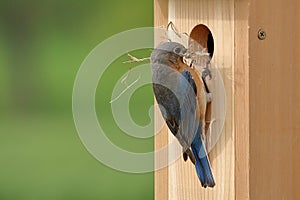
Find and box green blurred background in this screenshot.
[0,0,154,199]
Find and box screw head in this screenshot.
[258,29,266,40]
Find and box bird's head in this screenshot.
[150,42,187,65]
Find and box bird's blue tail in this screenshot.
[191,128,215,188]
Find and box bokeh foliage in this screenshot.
[0,0,154,199]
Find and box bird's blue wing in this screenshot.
[152,64,199,150]
[152,61,215,188]
[177,70,200,149]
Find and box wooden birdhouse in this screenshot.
[154,0,300,199]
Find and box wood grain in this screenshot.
[155,0,235,199]
[154,0,300,199]
[234,1,250,199]
[249,0,300,199]
[297,3,300,199]
[154,1,169,200]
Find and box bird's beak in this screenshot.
[183,51,191,58]
[180,48,188,57]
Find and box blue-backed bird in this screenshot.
[151,42,215,188]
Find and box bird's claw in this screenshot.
[202,65,212,80]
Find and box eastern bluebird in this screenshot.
[151,42,215,188]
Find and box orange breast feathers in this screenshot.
[170,56,207,123]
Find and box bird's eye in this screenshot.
[174,47,181,54]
